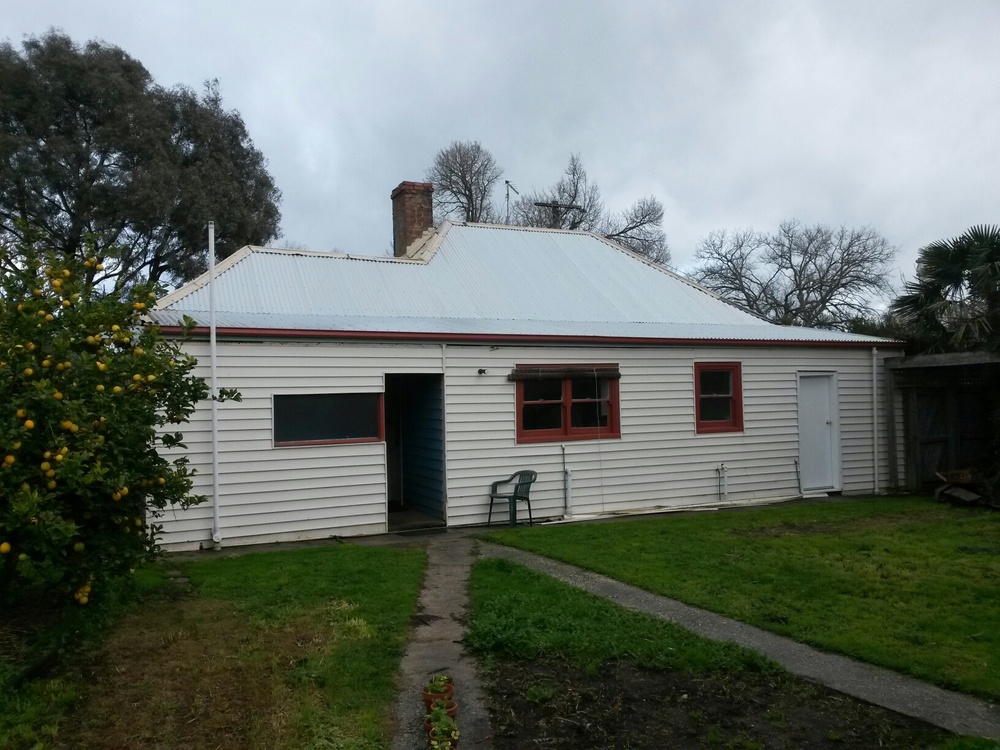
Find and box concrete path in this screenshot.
[481,542,1000,742]
[391,535,494,750]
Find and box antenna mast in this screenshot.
[533,201,583,229]
[504,180,519,224]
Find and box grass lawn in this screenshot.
[467,557,995,749]
[485,496,1000,701]
[0,544,425,750]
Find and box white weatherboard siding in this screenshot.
[157,340,443,550]
[158,339,899,550]
[443,344,899,527]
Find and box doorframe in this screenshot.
[797,371,842,492]
[383,373,447,529]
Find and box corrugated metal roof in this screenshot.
[150,223,891,344]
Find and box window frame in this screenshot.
[514,364,622,444]
[272,392,385,447]
[694,362,744,434]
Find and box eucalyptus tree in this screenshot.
[0,31,281,290]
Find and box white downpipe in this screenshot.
[872,346,880,495]
[440,343,448,527]
[209,221,222,546]
[562,444,573,519]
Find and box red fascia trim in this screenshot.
[159,325,901,349]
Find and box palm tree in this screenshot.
[892,225,1000,353]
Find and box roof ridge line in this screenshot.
[154,245,257,308]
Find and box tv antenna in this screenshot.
[533,201,583,229]
[504,180,519,224]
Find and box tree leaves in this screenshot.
[0,32,281,291]
[891,225,1000,352]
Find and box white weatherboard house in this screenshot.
[149,182,903,551]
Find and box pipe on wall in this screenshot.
[209,221,222,547]
[872,347,880,495]
[562,444,574,519]
[716,463,728,503]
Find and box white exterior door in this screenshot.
[798,373,841,492]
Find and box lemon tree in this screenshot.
[1,238,215,607]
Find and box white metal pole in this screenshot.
[872,347,880,495]
[209,221,222,546]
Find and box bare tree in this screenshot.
[510,154,604,230]
[511,155,670,264]
[425,141,503,223]
[693,221,896,329]
[601,196,670,265]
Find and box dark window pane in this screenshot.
[700,370,732,396]
[275,393,380,443]
[571,401,609,428]
[700,396,732,422]
[523,403,562,430]
[523,379,562,401]
[571,377,599,400]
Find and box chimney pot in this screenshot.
[391,181,434,257]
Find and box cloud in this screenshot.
[6,0,1000,283]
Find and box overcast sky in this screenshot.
[5,0,999,288]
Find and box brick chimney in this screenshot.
[391,181,434,257]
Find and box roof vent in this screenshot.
[391,181,434,257]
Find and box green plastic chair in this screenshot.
[488,470,537,527]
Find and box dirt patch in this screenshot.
[732,513,940,538]
[484,658,952,749]
[53,598,323,750]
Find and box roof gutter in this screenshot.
[154,325,903,350]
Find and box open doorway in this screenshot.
[385,374,446,532]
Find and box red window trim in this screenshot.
[694,362,743,434]
[515,364,622,444]
[272,392,385,447]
